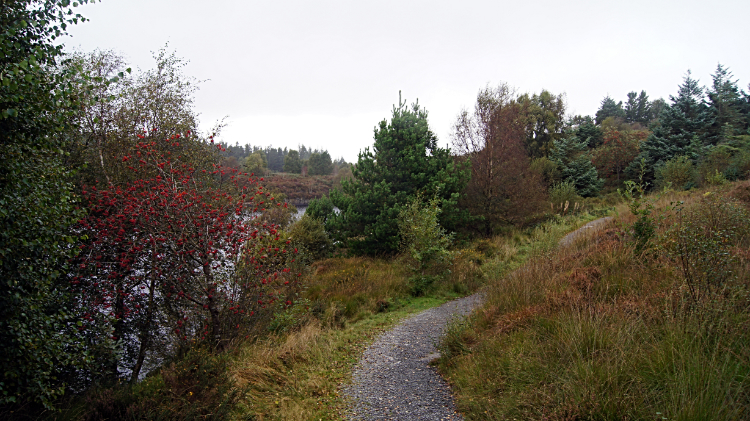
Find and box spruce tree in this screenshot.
[630,71,712,184]
[549,135,603,197]
[595,96,626,124]
[576,121,604,148]
[636,91,652,124]
[329,95,469,255]
[625,91,651,124]
[707,64,747,140]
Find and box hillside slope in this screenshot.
[438,182,750,420]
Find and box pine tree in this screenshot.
[329,95,469,255]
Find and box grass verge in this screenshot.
[229,296,450,420]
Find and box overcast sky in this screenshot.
[65,0,750,162]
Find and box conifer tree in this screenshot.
[575,120,604,148]
[283,149,303,173]
[595,96,626,124]
[329,95,469,255]
[630,71,713,184]
[625,91,651,124]
[307,151,333,175]
[707,64,747,140]
[549,135,603,197]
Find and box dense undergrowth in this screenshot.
[437,180,750,420]
[40,182,749,421]
[11,198,606,420]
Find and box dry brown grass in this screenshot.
[229,322,342,420]
[225,246,488,420]
[439,183,750,420]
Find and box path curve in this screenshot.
[342,294,482,420]
[558,216,613,248]
[342,216,613,420]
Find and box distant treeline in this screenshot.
[217,142,348,175]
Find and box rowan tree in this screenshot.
[74,130,296,381]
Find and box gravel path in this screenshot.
[558,216,613,248]
[342,216,613,420]
[341,294,483,420]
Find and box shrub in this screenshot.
[436,317,472,364]
[705,169,728,186]
[698,147,732,184]
[664,193,750,302]
[530,156,560,186]
[80,347,241,421]
[549,180,582,213]
[397,195,454,276]
[288,215,334,263]
[267,299,311,333]
[619,164,658,254]
[727,149,750,180]
[407,275,438,297]
[305,195,335,224]
[656,155,696,190]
